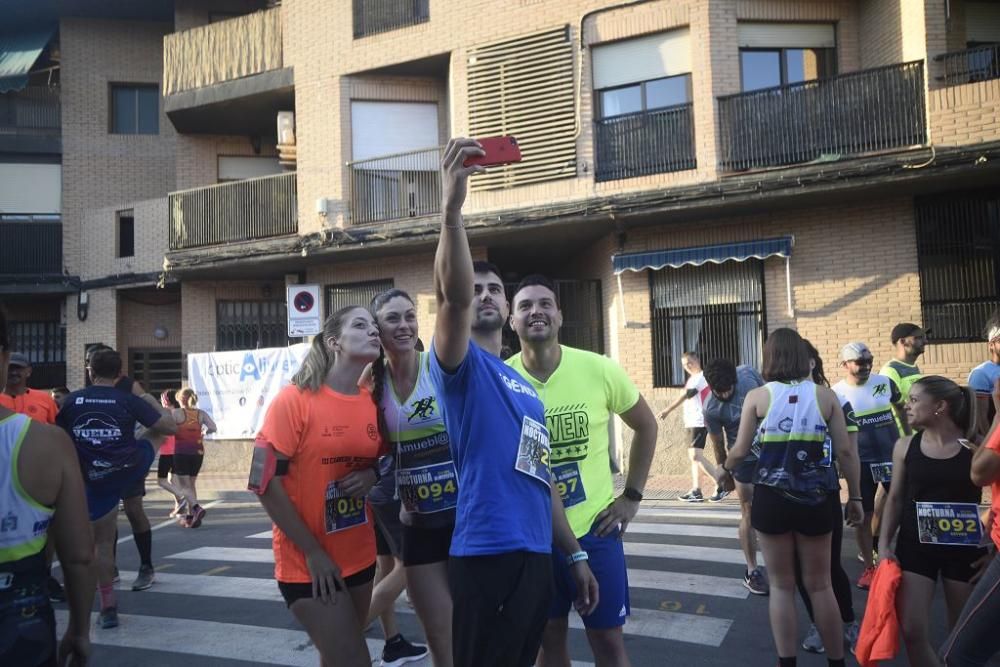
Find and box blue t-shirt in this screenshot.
[428,340,552,556]
[56,386,162,482]
[969,361,1000,397]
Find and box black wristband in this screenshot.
[622,487,643,502]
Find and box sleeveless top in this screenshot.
[380,352,456,529]
[0,414,54,567]
[899,431,981,550]
[754,380,839,505]
[174,408,204,455]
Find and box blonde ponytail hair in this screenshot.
[291,306,362,392]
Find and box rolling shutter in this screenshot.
[966,2,1000,44]
[737,23,836,49]
[0,163,60,213]
[467,26,576,191]
[592,29,691,90]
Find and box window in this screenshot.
[9,321,65,388]
[216,300,288,351]
[650,261,764,387]
[598,74,691,118]
[737,23,837,91]
[129,348,183,394]
[110,84,159,135]
[326,280,394,315]
[916,189,1000,342]
[116,209,134,258]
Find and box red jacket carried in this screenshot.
[856,559,903,666]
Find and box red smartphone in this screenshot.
[464,135,522,167]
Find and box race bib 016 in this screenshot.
[324,482,368,534]
[397,461,458,514]
[916,502,983,546]
[553,462,587,508]
[514,416,551,487]
[870,462,893,484]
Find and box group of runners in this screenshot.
[2,136,1000,667]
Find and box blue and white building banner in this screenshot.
[187,344,310,439]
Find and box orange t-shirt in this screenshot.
[986,427,1000,549]
[258,383,384,583]
[0,389,58,424]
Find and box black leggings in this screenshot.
[794,492,854,623]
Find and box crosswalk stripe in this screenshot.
[637,508,741,521]
[628,522,738,539]
[120,559,750,603]
[624,542,751,565]
[54,610,598,667]
[172,541,754,568]
[248,530,273,539]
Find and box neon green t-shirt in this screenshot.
[507,346,640,538]
[880,359,922,432]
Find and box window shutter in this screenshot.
[737,23,836,49]
[966,2,1000,44]
[467,26,576,190]
[592,29,691,90]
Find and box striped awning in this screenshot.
[0,27,56,93]
[612,236,794,274]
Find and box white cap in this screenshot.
[839,342,871,362]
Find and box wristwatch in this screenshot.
[622,487,643,502]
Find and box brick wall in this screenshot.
[174,135,280,192]
[180,280,288,358]
[64,289,118,389]
[929,78,1000,145]
[117,290,183,371]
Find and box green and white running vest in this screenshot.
[0,414,54,565]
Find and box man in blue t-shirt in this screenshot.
[57,349,175,629]
[969,323,1000,437]
[428,138,598,666]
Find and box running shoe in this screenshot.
[131,565,155,591]
[844,620,860,651]
[708,487,731,502]
[802,623,824,653]
[856,566,876,590]
[111,566,120,584]
[169,503,182,518]
[381,635,429,667]
[47,576,66,603]
[99,606,119,629]
[679,488,704,503]
[178,514,193,528]
[743,567,770,595]
[189,504,207,528]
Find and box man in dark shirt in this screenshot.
[57,349,175,629]
[704,360,768,595]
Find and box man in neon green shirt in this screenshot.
[507,274,658,667]
[879,322,928,436]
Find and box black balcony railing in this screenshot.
[0,220,62,274]
[348,147,443,225]
[935,44,1000,86]
[0,86,60,135]
[594,104,696,182]
[169,172,297,250]
[717,61,926,172]
[353,0,429,38]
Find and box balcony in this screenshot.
[347,147,442,225]
[0,219,62,275]
[163,7,293,135]
[353,0,429,38]
[169,172,297,250]
[594,104,696,182]
[0,85,61,153]
[935,44,1000,86]
[717,61,926,172]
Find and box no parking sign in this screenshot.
[287,284,322,337]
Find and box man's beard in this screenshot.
[471,312,504,333]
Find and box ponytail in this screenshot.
[370,347,391,447]
[292,333,331,392]
[913,376,976,437]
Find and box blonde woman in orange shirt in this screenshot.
[257,305,385,667]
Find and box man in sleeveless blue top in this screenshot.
[428,138,598,666]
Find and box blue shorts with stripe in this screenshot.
[549,521,629,629]
[84,441,155,521]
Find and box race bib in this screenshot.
[514,416,551,487]
[324,482,367,534]
[870,462,892,484]
[553,462,587,508]
[916,502,983,546]
[397,462,458,514]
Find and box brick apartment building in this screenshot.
[2,0,1000,475]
